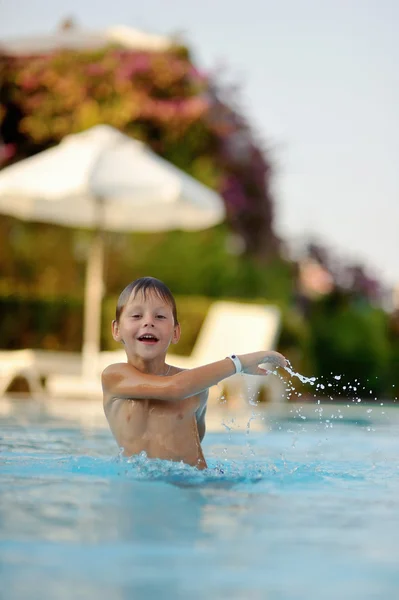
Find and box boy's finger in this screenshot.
[257,367,270,375]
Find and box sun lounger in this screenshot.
[44,349,126,398]
[167,300,283,403]
[0,349,43,397]
[0,349,84,397]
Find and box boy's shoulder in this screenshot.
[101,361,137,393]
[102,361,134,378]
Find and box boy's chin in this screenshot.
[135,342,167,355]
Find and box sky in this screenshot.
[1,0,398,286]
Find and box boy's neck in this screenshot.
[126,353,169,376]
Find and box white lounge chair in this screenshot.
[0,349,43,397]
[0,349,86,397]
[167,300,284,404]
[45,349,126,398]
[0,347,133,398]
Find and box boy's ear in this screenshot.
[112,319,122,343]
[171,323,181,345]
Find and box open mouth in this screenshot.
[137,334,159,344]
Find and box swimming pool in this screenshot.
[1,398,399,600]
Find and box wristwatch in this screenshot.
[227,354,243,374]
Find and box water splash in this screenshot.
[2,449,366,488]
[274,360,386,409]
[283,360,317,385]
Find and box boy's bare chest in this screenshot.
[134,394,200,422]
[108,394,200,435]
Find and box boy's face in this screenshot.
[112,289,180,359]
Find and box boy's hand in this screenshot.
[238,351,287,375]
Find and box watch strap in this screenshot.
[226,354,243,374]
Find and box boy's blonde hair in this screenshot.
[115,277,179,325]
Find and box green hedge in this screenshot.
[0,295,82,351]
[0,293,213,356]
[309,295,393,399]
[0,293,304,359]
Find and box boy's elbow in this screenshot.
[164,377,186,401]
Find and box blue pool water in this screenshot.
[1,399,399,600]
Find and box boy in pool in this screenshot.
[102,277,287,470]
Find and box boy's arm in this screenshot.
[195,390,209,442]
[102,351,287,403]
[102,360,234,403]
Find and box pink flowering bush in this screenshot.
[0,45,278,256]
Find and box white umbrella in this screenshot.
[0,125,225,376]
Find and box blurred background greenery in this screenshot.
[1,30,398,400]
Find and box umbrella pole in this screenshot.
[82,228,104,378]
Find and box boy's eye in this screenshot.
[131,314,141,318]
[157,315,166,319]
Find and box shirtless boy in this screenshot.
[102,277,287,470]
